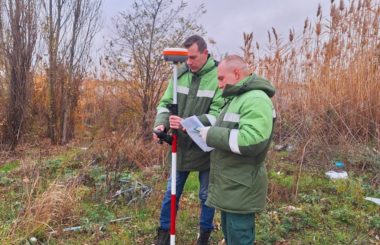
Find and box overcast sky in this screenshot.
[97,0,333,56]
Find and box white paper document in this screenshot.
[181,116,214,152]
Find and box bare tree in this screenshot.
[0,0,38,150]
[106,0,205,137]
[42,0,101,144]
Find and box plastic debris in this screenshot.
[112,180,152,205]
[29,237,37,244]
[63,226,82,232]
[283,205,301,213]
[364,197,380,205]
[325,170,348,179]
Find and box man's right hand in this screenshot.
[152,125,165,141]
[169,115,185,131]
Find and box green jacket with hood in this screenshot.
[154,56,224,171]
[205,74,276,213]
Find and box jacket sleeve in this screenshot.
[206,96,274,156]
[153,79,173,130]
[197,87,224,126]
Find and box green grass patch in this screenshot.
[1,147,379,244]
[269,170,293,189]
[43,148,82,178]
[183,172,200,193]
[0,160,19,173]
[81,201,116,224]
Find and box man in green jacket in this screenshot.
[198,55,276,245]
[153,35,224,245]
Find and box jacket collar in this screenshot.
[191,55,216,76]
[222,74,275,98]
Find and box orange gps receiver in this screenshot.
[163,48,188,63]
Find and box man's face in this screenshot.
[217,63,239,90]
[186,43,208,73]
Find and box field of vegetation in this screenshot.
[0,142,379,244]
[0,0,379,244]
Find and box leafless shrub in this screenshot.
[86,121,167,194]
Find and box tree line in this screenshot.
[0,0,101,150]
[0,0,204,150]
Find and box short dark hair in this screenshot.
[183,35,207,52]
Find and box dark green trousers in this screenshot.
[221,211,255,245]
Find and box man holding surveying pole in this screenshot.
[153,35,223,245]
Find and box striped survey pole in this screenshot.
[163,48,188,245]
[170,131,177,245]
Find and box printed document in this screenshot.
[181,116,214,152]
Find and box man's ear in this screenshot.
[233,69,240,80]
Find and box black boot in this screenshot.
[155,227,170,245]
[197,230,212,245]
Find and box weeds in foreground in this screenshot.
[0,144,378,244]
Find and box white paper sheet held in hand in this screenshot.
[181,116,214,152]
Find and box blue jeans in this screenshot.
[159,170,215,231]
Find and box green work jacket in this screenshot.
[154,56,224,171]
[205,74,276,213]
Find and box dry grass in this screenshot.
[83,121,167,196]
[243,0,380,167]
[89,122,167,169]
[3,160,83,243]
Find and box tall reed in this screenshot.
[243,0,380,167]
